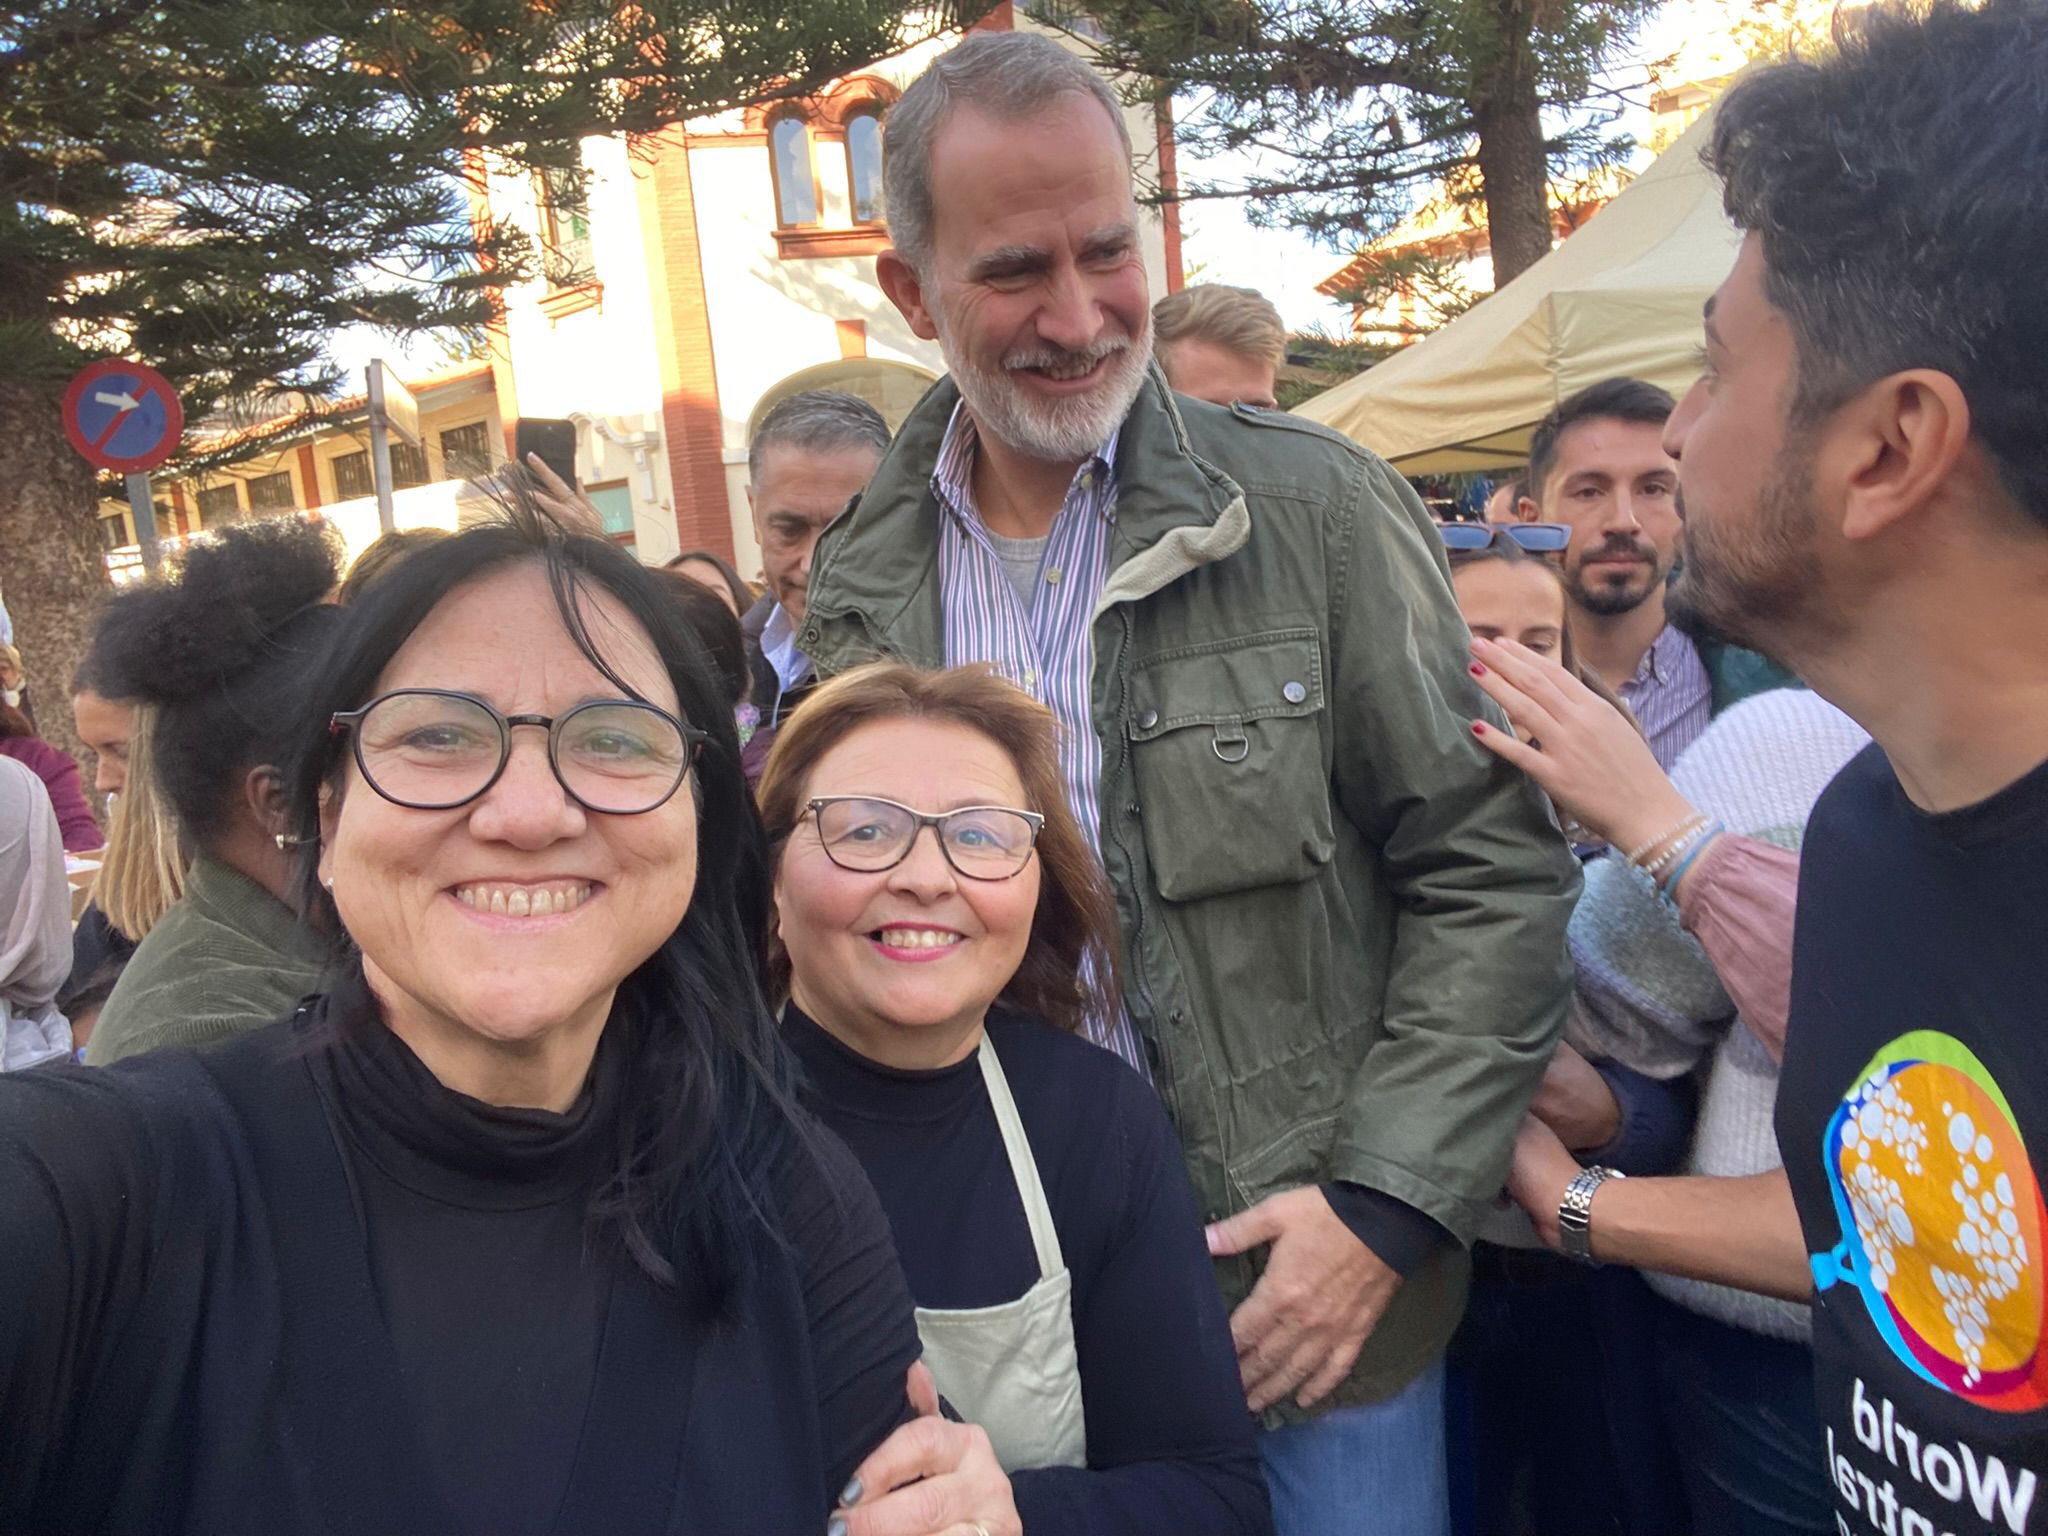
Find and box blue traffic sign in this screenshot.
[63,359,184,473]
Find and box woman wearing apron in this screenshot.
[760,664,1273,1536]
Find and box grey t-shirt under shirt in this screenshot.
[982,529,1049,609]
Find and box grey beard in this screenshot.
[937,320,1151,464]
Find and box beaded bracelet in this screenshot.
[1622,813,1708,869]
[1642,819,1719,880]
[1658,823,1726,897]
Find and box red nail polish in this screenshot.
[1469,662,1487,677]
[1472,721,1488,736]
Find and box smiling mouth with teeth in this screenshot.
[454,882,595,918]
[870,927,964,950]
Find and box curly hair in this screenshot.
[85,516,343,847]
[1707,0,2048,527]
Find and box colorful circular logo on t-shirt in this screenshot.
[1813,1030,2048,1412]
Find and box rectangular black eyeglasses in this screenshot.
[331,687,708,815]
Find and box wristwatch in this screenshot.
[1557,1166,1625,1264]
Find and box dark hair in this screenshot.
[338,526,454,605]
[0,702,34,740]
[664,548,755,617]
[747,389,890,483]
[755,662,1125,1038]
[285,498,795,1314]
[655,568,750,708]
[1708,0,2048,529]
[86,517,343,849]
[72,620,123,699]
[1525,378,1677,504]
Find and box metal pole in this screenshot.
[125,472,162,573]
[368,362,397,535]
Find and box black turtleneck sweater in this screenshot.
[0,975,921,1535]
[788,1005,1273,1536]
[311,986,619,1535]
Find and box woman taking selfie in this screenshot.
[0,509,921,1533]
[759,665,1271,1536]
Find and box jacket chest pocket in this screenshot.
[1126,628,1335,902]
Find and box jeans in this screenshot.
[1650,1293,1834,1536]
[1257,1357,1450,1536]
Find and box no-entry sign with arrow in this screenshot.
[62,359,185,572]
[62,359,184,474]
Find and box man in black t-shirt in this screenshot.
[1502,3,2048,1530]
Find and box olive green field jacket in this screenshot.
[801,368,1582,1415]
[86,856,330,1067]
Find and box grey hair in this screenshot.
[883,31,1133,277]
[747,389,891,483]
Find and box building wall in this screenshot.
[108,372,507,580]
[486,135,683,561]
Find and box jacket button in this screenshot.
[1283,680,1307,704]
[1137,708,1159,730]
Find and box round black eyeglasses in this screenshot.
[1439,521,1571,554]
[807,796,1045,881]
[331,689,708,815]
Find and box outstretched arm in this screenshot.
[1505,1114,1811,1302]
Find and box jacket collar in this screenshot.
[184,854,330,967]
[801,363,1248,668]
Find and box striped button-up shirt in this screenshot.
[1618,624,1713,771]
[933,407,1146,1075]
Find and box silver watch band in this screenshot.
[1557,1165,1625,1264]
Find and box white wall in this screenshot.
[492,135,681,561]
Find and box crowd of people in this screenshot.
[2,3,2044,1532]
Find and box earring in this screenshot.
[275,832,311,850]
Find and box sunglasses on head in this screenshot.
[1439,522,1570,554]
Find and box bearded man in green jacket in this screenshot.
[797,32,1581,1532]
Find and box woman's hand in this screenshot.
[521,452,607,536]
[1467,635,1699,854]
[1504,1114,1584,1252]
[827,1363,1022,1536]
[1529,1042,1622,1153]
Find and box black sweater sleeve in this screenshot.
[0,1064,174,1519]
[778,1122,924,1506]
[1010,1070,1273,1536]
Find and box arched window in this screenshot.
[846,108,884,225]
[769,115,819,227]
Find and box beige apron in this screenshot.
[913,1034,1089,1472]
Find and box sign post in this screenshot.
[123,474,161,572]
[61,359,184,572]
[366,360,421,536]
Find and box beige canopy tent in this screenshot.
[1295,107,1742,476]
